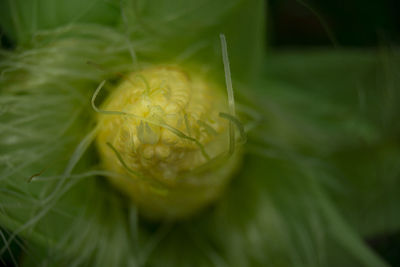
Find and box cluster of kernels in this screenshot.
[96,66,239,219]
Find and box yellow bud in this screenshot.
[96,66,241,220]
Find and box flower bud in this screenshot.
[96,66,241,219]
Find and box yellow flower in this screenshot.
[95,66,241,220]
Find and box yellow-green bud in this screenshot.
[96,66,241,220]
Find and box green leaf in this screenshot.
[256,49,400,237]
[0,0,120,45]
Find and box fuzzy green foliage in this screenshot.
[262,49,400,237]
[0,0,399,266]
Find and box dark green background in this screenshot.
[268,0,400,265]
[268,0,400,47]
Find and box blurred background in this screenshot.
[267,0,400,265]
[268,0,400,48]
